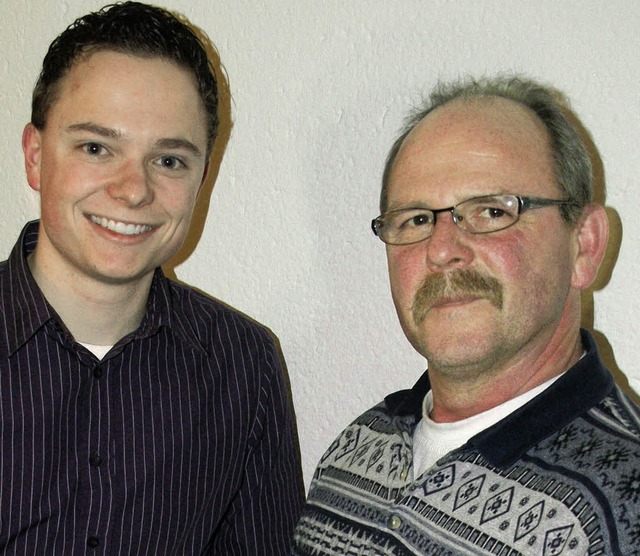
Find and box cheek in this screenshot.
[387,246,427,304]
[173,193,199,225]
[38,154,89,201]
[479,238,533,300]
[38,178,66,220]
[162,179,201,216]
[483,232,571,308]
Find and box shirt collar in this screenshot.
[0,220,207,357]
[143,271,209,356]
[384,329,614,467]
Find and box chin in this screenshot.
[87,264,155,285]
[410,323,503,367]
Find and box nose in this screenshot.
[106,162,154,207]
[425,210,473,270]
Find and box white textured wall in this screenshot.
[2,0,639,488]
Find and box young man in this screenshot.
[293,77,640,554]
[0,3,302,553]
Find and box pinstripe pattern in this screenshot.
[0,221,303,554]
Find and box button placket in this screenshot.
[85,360,110,550]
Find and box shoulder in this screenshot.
[169,279,270,331]
[0,258,9,282]
[0,259,7,322]
[312,399,412,473]
[166,279,278,362]
[589,384,640,443]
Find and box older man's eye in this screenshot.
[399,212,433,228]
[463,200,519,232]
[479,207,508,219]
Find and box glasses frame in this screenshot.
[371,194,578,245]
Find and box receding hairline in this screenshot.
[400,94,553,143]
[380,75,593,224]
[386,95,558,194]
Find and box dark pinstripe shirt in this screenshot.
[0,221,304,555]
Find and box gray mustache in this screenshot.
[412,269,503,324]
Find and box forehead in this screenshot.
[45,50,208,149]
[60,49,198,97]
[387,97,557,206]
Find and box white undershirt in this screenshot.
[80,342,113,360]
[412,373,565,478]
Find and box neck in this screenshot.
[428,317,583,423]
[28,250,152,346]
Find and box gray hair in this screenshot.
[380,75,592,225]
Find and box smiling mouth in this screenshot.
[89,215,153,236]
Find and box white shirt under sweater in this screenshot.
[412,373,565,478]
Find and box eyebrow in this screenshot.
[66,122,204,158]
[385,202,432,213]
[67,122,121,140]
[154,138,203,158]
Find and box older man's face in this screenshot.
[385,97,581,377]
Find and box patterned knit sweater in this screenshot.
[293,330,640,555]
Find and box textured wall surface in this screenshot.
[1,0,638,488]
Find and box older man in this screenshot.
[293,76,640,555]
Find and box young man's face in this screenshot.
[23,50,209,288]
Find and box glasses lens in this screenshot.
[456,195,520,233]
[377,208,435,244]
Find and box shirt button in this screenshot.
[388,514,402,530]
[89,452,103,467]
[87,536,100,548]
[93,366,103,378]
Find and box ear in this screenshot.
[22,123,43,192]
[570,204,609,290]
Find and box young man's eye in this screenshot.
[83,142,105,156]
[158,156,185,170]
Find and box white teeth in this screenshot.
[89,215,152,236]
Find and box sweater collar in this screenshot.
[384,329,614,467]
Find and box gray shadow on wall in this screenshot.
[573,111,637,403]
[162,14,233,276]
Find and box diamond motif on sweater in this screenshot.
[543,524,573,555]
[480,486,514,524]
[515,500,544,541]
[453,475,485,511]
[423,464,455,495]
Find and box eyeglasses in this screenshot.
[371,194,577,245]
